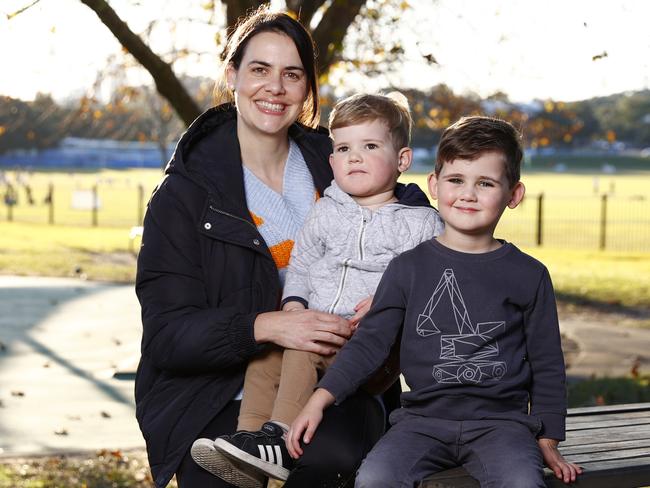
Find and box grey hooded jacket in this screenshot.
[282,180,444,318]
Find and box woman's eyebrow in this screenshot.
[248,60,304,71]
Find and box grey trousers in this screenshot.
[355,411,545,488]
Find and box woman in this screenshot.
[135,8,388,488]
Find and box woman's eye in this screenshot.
[285,72,301,80]
[252,67,266,75]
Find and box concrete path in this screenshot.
[0,275,649,458]
[0,276,143,457]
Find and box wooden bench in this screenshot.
[420,403,650,488]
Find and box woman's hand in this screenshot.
[350,295,374,329]
[287,388,335,458]
[254,310,353,355]
[538,438,582,483]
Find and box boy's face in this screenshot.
[428,151,525,241]
[329,119,411,201]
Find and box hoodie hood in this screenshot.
[323,179,433,209]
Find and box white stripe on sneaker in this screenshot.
[258,445,266,462]
[274,445,283,467]
[265,445,274,463]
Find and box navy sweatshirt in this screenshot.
[318,238,567,440]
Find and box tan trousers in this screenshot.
[237,347,335,431]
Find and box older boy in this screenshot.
[289,116,582,487]
[191,93,444,486]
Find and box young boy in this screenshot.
[288,116,583,487]
[191,93,444,486]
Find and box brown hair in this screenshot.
[328,92,412,149]
[435,116,523,188]
[214,6,320,127]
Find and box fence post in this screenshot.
[535,193,544,246]
[92,184,98,227]
[47,183,54,224]
[5,183,16,222]
[137,183,144,225]
[599,194,608,250]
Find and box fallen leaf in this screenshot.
[101,411,112,418]
[11,390,25,397]
[54,428,69,436]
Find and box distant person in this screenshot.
[288,116,583,487]
[191,92,444,486]
[135,7,398,488]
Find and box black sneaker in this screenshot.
[191,434,266,488]
[214,422,294,481]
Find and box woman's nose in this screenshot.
[265,72,285,95]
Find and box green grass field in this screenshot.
[1,168,649,315]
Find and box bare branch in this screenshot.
[6,0,41,19]
[79,0,201,125]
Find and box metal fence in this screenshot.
[1,180,650,252]
[497,193,650,251]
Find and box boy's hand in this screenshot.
[538,438,582,483]
[286,389,335,458]
[350,295,374,329]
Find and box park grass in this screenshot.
[1,168,650,314]
[0,221,138,282]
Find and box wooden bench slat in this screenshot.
[419,403,650,488]
[564,446,650,463]
[560,437,650,455]
[567,403,650,416]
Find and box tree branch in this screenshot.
[286,0,324,26]
[223,0,266,31]
[6,0,41,19]
[311,0,366,74]
[79,0,201,125]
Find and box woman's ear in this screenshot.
[397,147,413,173]
[226,64,236,91]
[507,181,526,209]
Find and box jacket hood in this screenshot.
[324,179,432,209]
[163,103,332,198]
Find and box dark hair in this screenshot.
[435,116,523,187]
[214,6,320,127]
[329,92,412,149]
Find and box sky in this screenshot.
[1,0,649,103]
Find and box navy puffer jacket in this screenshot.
[135,104,333,487]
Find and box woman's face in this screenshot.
[227,31,308,140]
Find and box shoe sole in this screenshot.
[214,437,291,481]
[191,438,265,488]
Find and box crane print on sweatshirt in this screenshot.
[417,268,507,384]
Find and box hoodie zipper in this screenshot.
[328,212,368,314]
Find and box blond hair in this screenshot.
[329,92,412,149]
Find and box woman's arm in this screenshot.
[136,181,263,374]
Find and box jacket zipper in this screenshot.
[328,258,350,314]
[208,205,258,231]
[327,213,368,314]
